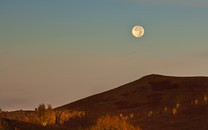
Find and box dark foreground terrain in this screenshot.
[1,74,208,130]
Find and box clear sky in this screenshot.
[1,0,208,111]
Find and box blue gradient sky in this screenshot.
[1,0,208,110]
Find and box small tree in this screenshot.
[34,104,56,126]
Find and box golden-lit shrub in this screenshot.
[34,104,56,126]
[203,96,207,102]
[55,109,85,125]
[130,113,134,119]
[164,106,168,112]
[176,103,180,109]
[0,105,86,127]
[90,114,141,130]
[194,99,198,105]
[148,111,153,117]
[172,108,177,115]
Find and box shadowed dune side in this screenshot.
[57,74,208,130]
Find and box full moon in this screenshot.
[132,25,144,38]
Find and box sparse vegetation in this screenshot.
[90,114,141,130]
[34,104,56,126]
[1,76,208,130]
[0,104,86,129]
[55,109,85,125]
[33,104,86,126]
[1,95,208,130]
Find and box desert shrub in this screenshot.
[203,96,208,102]
[34,104,85,126]
[172,108,177,115]
[0,110,34,123]
[176,103,180,109]
[34,104,56,126]
[164,106,168,112]
[194,99,198,105]
[148,111,153,117]
[55,109,85,125]
[90,114,141,130]
[129,113,134,119]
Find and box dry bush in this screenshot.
[90,114,141,130]
[194,99,198,105]
[55,109,85,125]
[130,113,134,119]
[172,108,177,115]
[34,104,56,126]
[0,104,85,127]
[164,106,168,112]
[0,110,35,123]
[148,111,153,117]
[34,104,85,126]
[203,96,207,102]
[176,103,180,109]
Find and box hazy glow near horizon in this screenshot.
[1,0,208,111]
